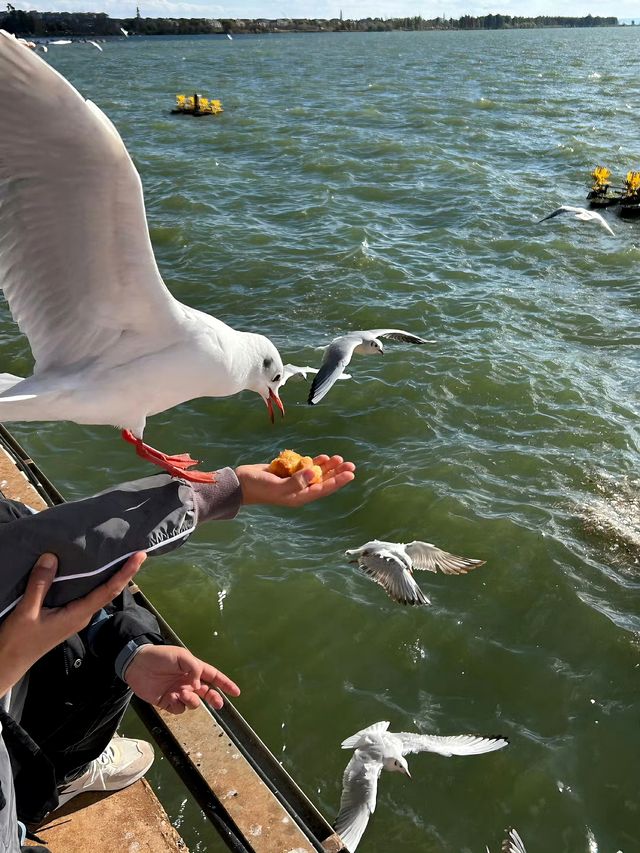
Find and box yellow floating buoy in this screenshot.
[172,93,223,116]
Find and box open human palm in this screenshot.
[236,453,356,506]
[124,644,240,714]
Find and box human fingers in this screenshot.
[312,454,331,468]
[177,685,202,710]
[289,468,356,505]
[196,684,226,709]
[19,554,58,619]
[314,456,356,481]
[199,661,241,697]
[160,691,187,715]
[62,552,146,626]
[321,460,356,481]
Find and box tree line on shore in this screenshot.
[0,7,620,38]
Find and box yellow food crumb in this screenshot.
[267,450,323,483]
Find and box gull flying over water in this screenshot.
[486,828,527,853]
[345,539,485,605]
[335,721,508,852]
[0,31,285,482]
[280,363,351,388]
[538,205,615,236]
[308,329,434,405]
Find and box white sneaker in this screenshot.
[56,736,154,808]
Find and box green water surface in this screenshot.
[4,27,640,853]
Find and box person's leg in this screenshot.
[18,641,133,785]
[0,728,22,853]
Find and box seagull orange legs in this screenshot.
[121,430,216,483]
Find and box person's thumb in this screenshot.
[20,553,58,617]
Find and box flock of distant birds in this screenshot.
[0,28,618,851]
[15,26,129,53]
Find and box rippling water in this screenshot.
[5,27,640,853]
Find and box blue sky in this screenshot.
[13,0,637,23]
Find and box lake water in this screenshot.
[5,26,640,853]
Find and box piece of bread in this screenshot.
[268,450,322,484]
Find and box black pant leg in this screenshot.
[18,637,133,787]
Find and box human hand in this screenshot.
[124,644,240,713]
[0,551,146,696]
[236,454,356,507]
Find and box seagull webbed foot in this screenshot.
[121,429,215,482]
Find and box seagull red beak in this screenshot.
[266,388,285,423]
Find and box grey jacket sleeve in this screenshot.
[0,469,242,621]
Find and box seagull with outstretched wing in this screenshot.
[345,539,485,605]
[538,205,614,236]
[335,721,508,852]
[308,329,434,405]
[0,31,286,482]
[280,363,351,388]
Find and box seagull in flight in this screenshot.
[0,31,285,482]
[308,329,434,405]
[538,205,615,236]
[345,539,485,605]
[280,363,351,388]
[120,26,129,36]
[335,721,508,852]
[87,40,103,51]
[486,828,527,853]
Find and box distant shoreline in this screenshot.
[0,11,622,39]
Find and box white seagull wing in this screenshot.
[308,335,361,404]
[367,328,435,345]
[395,733,509,757]
[334,752,382,853]
[0,32,183,373]
[341,721,390,750]
[578,210,615,235]
[538,205,576,222]
[281,364,350,388]
[502,828,527,853]
[280,364,316,386]
[405,541,486,575]
[355,549,430,606]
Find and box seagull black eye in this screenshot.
[263,357,273,370]
[273,373,281,383]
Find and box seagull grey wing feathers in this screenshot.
[0,32,183,374]
[367,328,434,345]
[538,206,572,223]
[502,828,527,853]
[405,541,486,575]
[308,335,360,404]
[334,752,382,853]
[395,733,509,757]
[356,549,430,606]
